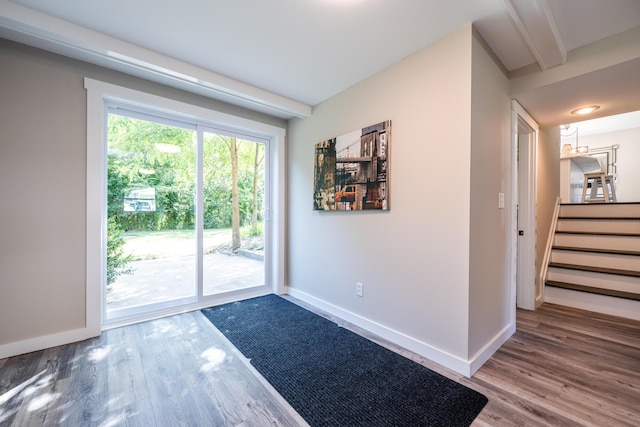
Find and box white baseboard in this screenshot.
[287,288,511,377]
[104,287,272,330]
[544,286,640,321]
[1,287,274,360]
[468,323,514,375]
[0,327,99,360]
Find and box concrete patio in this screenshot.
[107,252,264,311]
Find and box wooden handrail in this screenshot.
[540,197,561,293]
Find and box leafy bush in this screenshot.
[242,221,263,238]
[107,216,134,286]
[107,114,264,233]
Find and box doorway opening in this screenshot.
[105,110,267,323]
[512,101,539,314]
[85,78,285,332]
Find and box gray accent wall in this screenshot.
[1,25,555,374]
[468,33,512,359]
[0,38,285,350]
[1,39,87,345]
[287,26,513,372]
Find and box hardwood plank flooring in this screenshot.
[462,305,639,426]
[1,301,639,426]
[0,312,307,427]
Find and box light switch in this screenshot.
[498,193,505,209]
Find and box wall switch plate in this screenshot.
[498,192,505,209]
[356,282,364,297]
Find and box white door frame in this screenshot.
[511,100,538,313]
[85,78,287,331]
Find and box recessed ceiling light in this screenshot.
[570,105,600,115]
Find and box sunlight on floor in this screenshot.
[200,347,227,372]
[88,345,113,363]
[0,369,53,422]
[27,391,60,411]
[152,319,177,336]
[99,412,128,427]
[0,369,48,406]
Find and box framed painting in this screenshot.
[314,120,390,211]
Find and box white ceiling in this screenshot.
[1,0,640,126]
[563,109,640,138]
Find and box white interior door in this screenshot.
[512,101,539,311]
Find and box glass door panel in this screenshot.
[106,113,197,316]
[202,131,265,296]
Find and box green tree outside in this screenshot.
[106,114,265,284]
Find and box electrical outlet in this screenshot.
[356,282,364,297]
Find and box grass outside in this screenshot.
[122,222,264,260]
[123,228,232,260]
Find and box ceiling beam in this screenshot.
[503,0,566,70]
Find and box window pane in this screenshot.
[106,113,197,314]
[202,132,265,295]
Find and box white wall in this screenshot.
[468,34,512,359]
[578,127,640,202]
[288,26,513,374]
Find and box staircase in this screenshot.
[544,202,640,319]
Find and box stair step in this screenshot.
[559,203,640,218]
[548,262,640,278]
[550,250,640,271]
[553,246,640,256]
[558,216,640,220]
[555,231,640,237]
[546,280,640,301]
[554,234,640,252]
[546,203,640,314]
[556,219,640,234]
[547,268,640,294]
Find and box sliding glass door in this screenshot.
[105,110,266,322]
[202,131,265,296]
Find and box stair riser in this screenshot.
[548,268,640,294]
[554,234,640,252]
[549,203,640,305]
[550,250,640,271]
[559,203,640,218]
[556,220,640,234]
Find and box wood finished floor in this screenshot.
[467,304,640,426]
[0,312,307,427]
[1,301,639,426]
